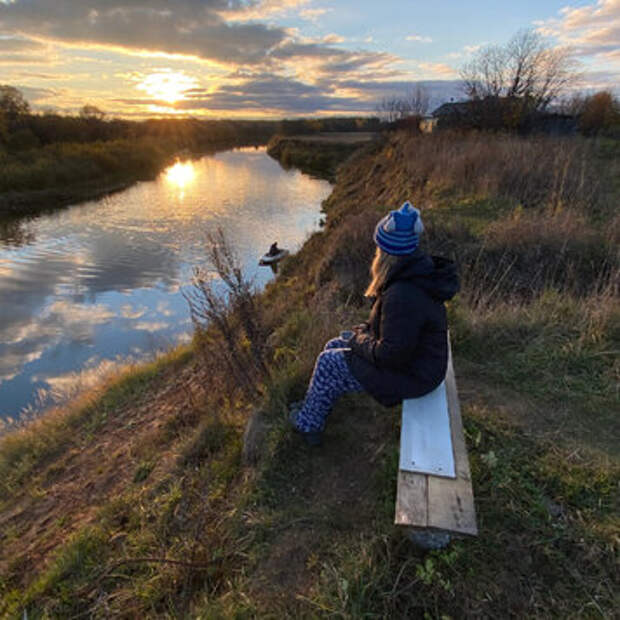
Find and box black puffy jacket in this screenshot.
[346,250,459,407]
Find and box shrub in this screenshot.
[185,229,271,399]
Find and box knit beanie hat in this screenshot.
[374,201,424,255]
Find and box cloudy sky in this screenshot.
[0,0,618,118]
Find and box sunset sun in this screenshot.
[137,71,198,104]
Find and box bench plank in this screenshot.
[395,471,427,527]
[395,339,478,537]
[427,476,477,535]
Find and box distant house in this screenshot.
[420,116,438,133]
[432,101,473,129]
[431,98,577,135]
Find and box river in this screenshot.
[0,147,331,422]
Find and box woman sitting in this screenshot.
[290,201,459,445]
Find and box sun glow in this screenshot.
[165,161,196,188]
[138,71,198,104]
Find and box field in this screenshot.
[0,129,618,618]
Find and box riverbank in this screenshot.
[266,131,378,180]
[0,177,137,215]
[1,130,618,617]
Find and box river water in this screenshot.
[0,147,331,422]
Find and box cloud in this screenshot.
[0,0,287,65]
[537,0,620,60]
[164,72,463,116]
[321,33,344,44]
[300,7,329,21]
[9,71,70,80]
[417,62,458,78]
[134,321,170,332]
[177,73,365,113]
[0,1,464,117]
[223,0,311,21]
[15,85,62,103]
[534,0,620,91]
[0,34,56,63]
[406,35,433,43]
[446,43,483,60]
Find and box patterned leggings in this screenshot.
[294,337,364,433]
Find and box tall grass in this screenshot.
[403,131,605,213]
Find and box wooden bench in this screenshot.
[395,338,477,545]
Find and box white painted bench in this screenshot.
[395,337,477,543]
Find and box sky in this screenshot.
[0,0,618,119]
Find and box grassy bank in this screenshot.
[266,133,377,180]
[1,130,618,617]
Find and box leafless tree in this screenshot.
[376,84,430,122]
[460,29,577,111]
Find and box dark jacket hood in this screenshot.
[383,249,459,302]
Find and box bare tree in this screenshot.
[405,84,430,116]
[376,84,430,122]
[461,29,577,111]
[376,96,404,123]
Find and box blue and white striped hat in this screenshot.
[373,201,424,255]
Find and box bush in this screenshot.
[185,229,271,399]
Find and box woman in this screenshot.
[290,201,459,446]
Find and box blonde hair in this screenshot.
[365,248,400,297]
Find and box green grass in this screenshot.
[450,290,619,453]
[303,407,618,619]
[266,135,365,181]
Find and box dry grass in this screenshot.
[403,131,604,213]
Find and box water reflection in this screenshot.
[0,217,36,247]
[165,160,196,189]
[0,148,331,420]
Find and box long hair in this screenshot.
[365,247,400,297]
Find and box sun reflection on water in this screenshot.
[165,161,196,189]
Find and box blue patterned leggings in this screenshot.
[294,337,364,433]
